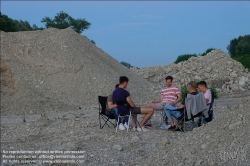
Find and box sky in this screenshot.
[2,1,250,67]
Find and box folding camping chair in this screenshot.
[202,90,215,124]
[165,92,207,132]
[116,111,132,133]
[98,96,116,129]
[114,101,143,133]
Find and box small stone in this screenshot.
[162,138,170,145]
[229,121,243,130]
[112,144,123,151]
[201,144,207,149]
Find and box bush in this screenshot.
[200,48,216,56]
[174,54,197,64]
[210,83,218,99]
[233,54,250,70]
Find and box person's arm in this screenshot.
[170,89,182,106]
[153,94,163,103]
[108,102,117,110]
[178,104,185,109]
[175,94,182,104]
[126,96,136,108]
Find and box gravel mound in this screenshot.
[1,28,154,116]
[130,49,250,95]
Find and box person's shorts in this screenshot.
[131,107,141,114]
[152,102,171,110]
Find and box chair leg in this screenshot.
[116,116,120,134]
[99,114,102,129]
[127,113,131,133]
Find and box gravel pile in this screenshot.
[130,49,250,95]
[1,28,154,116]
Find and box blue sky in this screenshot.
[2,1,250,67]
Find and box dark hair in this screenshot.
[115,84,119,89]
[119,76,129,84]
[188,81,197,89]
[197,81,207,88]
[165,76,173,81]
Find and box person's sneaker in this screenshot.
[160,123,171,130]
[137,126,150,132]
[168,125,176,131]
[160,123,168,130]
[144,123,152,127]
[132,127,137,131]
[119,123,125,130]
[124,122,129,129]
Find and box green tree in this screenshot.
[174,54,197,64]
[41,11,91,34]
[227,34,250,57]
[233,54,250,70]
[0,12,16,32]
[121,61,132,68]
[200,48,216,56]
[0,12,43,32]
[84,35,96,44]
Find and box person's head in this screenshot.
[115,84,119,89]
[187,81,197,93]
[119,76,129,88]
[165,76,173,88]
[197,81,208,93]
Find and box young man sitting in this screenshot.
[106,84,129,130]
[145,76,182,127]
[164,81,197,131]
[197,81,213,122]
[113,76,154,132]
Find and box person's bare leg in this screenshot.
[132,115,137,128]
[139,107,154,127]
[144,103,155,109]
[169,120,175,126]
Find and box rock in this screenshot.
[131,136,140,144]
[112,144,123,151]
[205,67,212,73]
[229,121,243,130]
[230,72,238,78]
[239,86,245,92]
[209,161,217,166]
[162,138,170,145]
[230,84,239,92]
[238,76,249,87]
[201,144,207,149]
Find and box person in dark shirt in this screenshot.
[113,76,154,132]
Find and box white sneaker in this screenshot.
[124,122,129,129]
[119,123,125,130]
[132,127,137,132]
[160,123,172,130]
[137,126,149,132]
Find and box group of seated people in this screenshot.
[106,75,213,132]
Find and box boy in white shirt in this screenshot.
[197,81,213,122]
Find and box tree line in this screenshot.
[0,11,95,44]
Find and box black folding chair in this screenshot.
[204,90,215,123]
[165,93,207,132]
[98,96,116,129]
